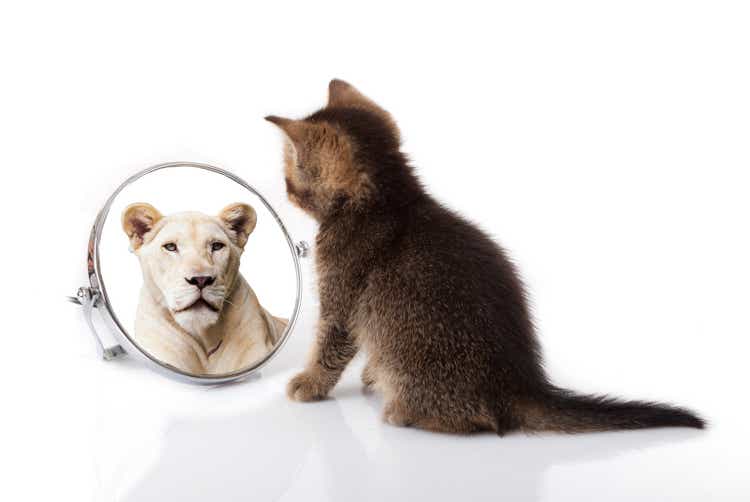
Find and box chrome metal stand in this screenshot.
[68,287,126,361]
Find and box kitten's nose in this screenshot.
[186,276,215,289]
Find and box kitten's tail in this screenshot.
[517,386,705,433]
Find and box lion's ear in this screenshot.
[218,203,257,249]
[122,203,163,250]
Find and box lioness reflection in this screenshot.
[121,202,287,375]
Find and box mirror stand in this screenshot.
[68,287,127,361]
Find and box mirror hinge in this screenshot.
[295,240,310,258]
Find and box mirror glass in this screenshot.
[97,166,297,377]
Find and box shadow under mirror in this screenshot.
[97,165,298,378]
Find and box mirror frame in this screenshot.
[71,161,308,385]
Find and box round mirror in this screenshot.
[74,162,305,384]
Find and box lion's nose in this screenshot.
[186,276,215,289]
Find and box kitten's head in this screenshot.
[265,79,411,221]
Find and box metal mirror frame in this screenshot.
[70,161,308,385]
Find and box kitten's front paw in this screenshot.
[287,371,329,402]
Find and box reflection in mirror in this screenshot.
[98,166,297,377]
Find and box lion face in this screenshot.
[122,202,257,335]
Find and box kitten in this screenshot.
[265,80,704,434]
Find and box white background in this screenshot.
[2,1,749,501]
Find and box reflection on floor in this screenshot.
[92,363,710,502]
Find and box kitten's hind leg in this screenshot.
[382,385,501,434]
[382,398,418,427]
[361,359,377,392]
[382,398,489,433]
[287,320,358,402]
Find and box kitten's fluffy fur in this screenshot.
[265,80,704,434]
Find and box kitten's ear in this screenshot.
[327,79,400,140]
[265,116,304,141]
[122,203,162,250]
[327,79,379,110]
[265,116,313,154]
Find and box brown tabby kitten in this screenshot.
[265,80,704,434]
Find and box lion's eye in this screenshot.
[211,242,225,252]
[163,243,178,252]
